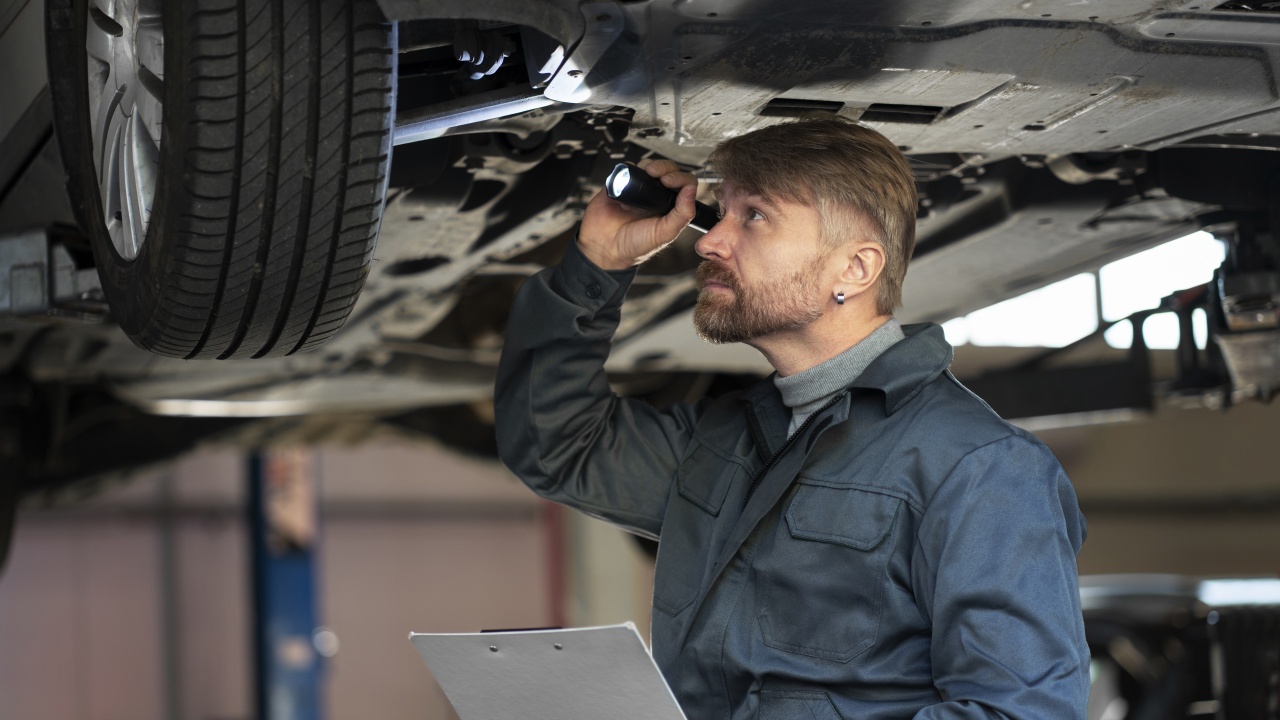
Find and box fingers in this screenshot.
[638,158,679,176]
[579,160,698,269]
[639,158,697,193]
[579,189,631,245]
[674,184,697,218]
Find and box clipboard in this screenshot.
[409,623,687,720]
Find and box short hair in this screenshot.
[708,117,917,315]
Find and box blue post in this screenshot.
[249,450,323,720]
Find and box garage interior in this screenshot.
[4,0,1280,717]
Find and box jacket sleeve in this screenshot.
[494,241,705,539]
[912,433,1091,720]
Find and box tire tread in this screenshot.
[114,0,391,359]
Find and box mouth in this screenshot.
[696,262,739,294]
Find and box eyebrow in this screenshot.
[752,194,784,215]
[713,188,786,217]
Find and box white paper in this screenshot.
[409,623,687,720]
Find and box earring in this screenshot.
[836,291,845,305]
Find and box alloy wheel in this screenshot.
[85,0,164,261]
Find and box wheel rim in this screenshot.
[85,0,164,261]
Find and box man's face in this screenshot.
[692,183,831,344]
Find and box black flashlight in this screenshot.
[605,162,719,233]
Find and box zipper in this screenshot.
[742,392,845,508]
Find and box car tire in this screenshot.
[48,0,394,358]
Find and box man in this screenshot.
[495,118,1089,719]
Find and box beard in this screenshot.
[692,259,825,344]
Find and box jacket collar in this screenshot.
[741,322,953,420]
[851,323,954,414]
[741,380,789,461]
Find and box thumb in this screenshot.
[656,185,696,238]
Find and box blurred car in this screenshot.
[2,0,1280,568]
[1083,574,1280,720]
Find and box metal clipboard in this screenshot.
[410,623,687,720]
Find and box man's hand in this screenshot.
[578,160,697,271]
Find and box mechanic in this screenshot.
[494,117,1090,720]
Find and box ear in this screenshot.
[838,241,885,297]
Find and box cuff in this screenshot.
[550,238,639,311]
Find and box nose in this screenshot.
[695,221,732,261]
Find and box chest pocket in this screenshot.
[758,482,901,662]
[652,442,743,617]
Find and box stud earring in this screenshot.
[836,291,845,305]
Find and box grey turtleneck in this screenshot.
[774,318,905,435]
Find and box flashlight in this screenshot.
[605,162,719,233]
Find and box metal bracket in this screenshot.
[0,229,104,320]
[542,2,626,104]
[394,85,557,146]
[391,2,627,146]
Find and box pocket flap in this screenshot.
[677,443,742,516]
[785,484,900,551]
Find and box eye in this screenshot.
[748,208,766,221]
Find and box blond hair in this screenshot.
[708,118,917,315]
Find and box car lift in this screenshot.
[249,450,325,720]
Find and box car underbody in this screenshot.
[1,0,1279,497]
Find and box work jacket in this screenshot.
[495,243,1091,720]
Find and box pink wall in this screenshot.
[0,442,555,720]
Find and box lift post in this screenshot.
[249,449,324,720]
